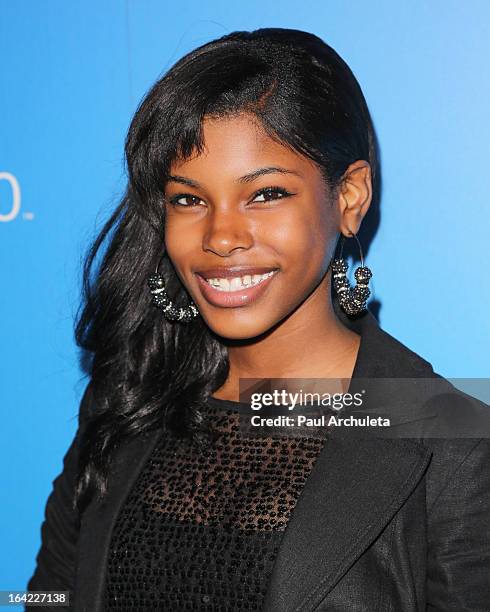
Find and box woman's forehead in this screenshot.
[168,114,317,180]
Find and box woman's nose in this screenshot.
[202,208,254,257]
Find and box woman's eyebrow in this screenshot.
[236,166,303,184]
[166,166,302,189]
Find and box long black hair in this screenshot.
[74,27,380,511]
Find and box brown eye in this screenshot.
[168,194,202,207]
[252,186,293,203]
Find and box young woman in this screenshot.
[28,28,489,611]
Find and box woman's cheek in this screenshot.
[164,220,197,262]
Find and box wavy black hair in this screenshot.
[74,27,380,511]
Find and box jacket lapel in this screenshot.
[74,428,162,612]
[262,435,432,612]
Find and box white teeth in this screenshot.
[205,271,276,292]
[229,277,242,291]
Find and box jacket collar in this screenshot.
[75,299,434,612]
[332,294,434,380]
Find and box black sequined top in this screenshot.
[104,396,328,611]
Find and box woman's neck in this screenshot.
[213,276,361,401]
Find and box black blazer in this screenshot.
[28,303,490,611]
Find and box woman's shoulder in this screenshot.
[375,326,489,516]
[360,310,436,377]
[357,312,490,464]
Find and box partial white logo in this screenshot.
[0,172,33,222]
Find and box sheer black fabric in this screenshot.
[104,397,328,611]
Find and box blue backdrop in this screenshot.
[1,0,489,590]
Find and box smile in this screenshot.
[204,271,275,292]
[195,270,279,308]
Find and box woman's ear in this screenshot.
[337,160,372,236]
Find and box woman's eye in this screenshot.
[168,194,202,207]
[252,186,293,203]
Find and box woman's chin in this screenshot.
[202,313,277,342]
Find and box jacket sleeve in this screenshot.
[26,382,94,607]
[426,438,490,610]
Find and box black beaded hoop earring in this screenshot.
[330,231,373,316]
[147,260,200,323]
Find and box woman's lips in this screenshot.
[195,271,279,308]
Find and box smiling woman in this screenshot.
[28,27,490,611]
